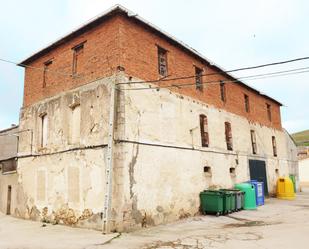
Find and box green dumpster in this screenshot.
[220,189,236,212]
[219,190,232,214]
[234,183,256,210]
[200,190,224,216]
[221,189,243,211]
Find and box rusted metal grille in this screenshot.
[195,67,203,91]
[1,159,17,173]
[158,47,168,76]
[244,94,250,112]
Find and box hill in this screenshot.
[292,129,309,146]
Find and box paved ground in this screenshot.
[1,189,309,249]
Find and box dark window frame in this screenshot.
[250,130,257,154]
[244,94,250,113]
[72,42,85,75]
[195,66,203,91]
[266,103,272,121]
[272,136,277,157]
[200,114,209,147]
[43,60,53,88]
[157,46,168,77]
[225,122,233,151]
[220,80,226,102]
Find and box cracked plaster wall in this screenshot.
[114,77,298,231]
[15,77,117,229]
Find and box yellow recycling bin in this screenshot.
[276,177,295,200]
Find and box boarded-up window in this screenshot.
[200,114,209,147]
[225,122,233,151]
[266,103,272,121]
[195,67,203,91]
[71,105,81,144]
[244,94,250,113]
[72,43,84,75]
[43,60,52,88]
[250,130,257,154]
[68,167,80,203]
[41,114,48,147]
[37,170,46,201]
[220,81,226,102]
[272,136,277,157]
[158,46,168,76]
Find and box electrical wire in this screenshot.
[119,67,309,91]
[116,56,309,85]
[1,55,309,84]
[0,58,77,78]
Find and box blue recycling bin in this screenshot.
[248,180,264,206]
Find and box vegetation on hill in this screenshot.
[292,130,309,146]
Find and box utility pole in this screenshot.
[102,76,118,234]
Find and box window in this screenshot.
[43,60,52,87]
[200,114,209,147]
[72,43,84,75]
[203,166,212,174]
[272,136,277,157]
[220,81,226,102]
[41,114,48,147]
[229,167,236,175]
[158,46,168,76]
[244,94,250,113]
[225,122,233,151]
[266,103,272,121]
[71,105,81,144]
[195,67,203,91]
[250,130,257,154]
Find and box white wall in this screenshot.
[299,157,309,186]
[114,78,298,229]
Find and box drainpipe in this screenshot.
[102,75,118,234]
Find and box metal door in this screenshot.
[249,160,269,195]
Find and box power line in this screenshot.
[1,55,309,86]
[116,56,309,85]
[119,67,309,91]
[0,58,77,78]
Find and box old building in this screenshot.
[15,5,297,232]
[0,125,19,215]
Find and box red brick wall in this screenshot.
[23,15,122,107]
[119,16,282,129]
[22,13,282,130]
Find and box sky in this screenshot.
[0,0,308,133]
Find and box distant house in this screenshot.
[13,5,298,232]
[0,125,18,215]
[299,157,309,188]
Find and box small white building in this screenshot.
[299,157,309,188]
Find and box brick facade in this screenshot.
[21,11,282,130]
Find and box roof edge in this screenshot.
[0,125,19,134]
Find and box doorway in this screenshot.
[249,160,269,195]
